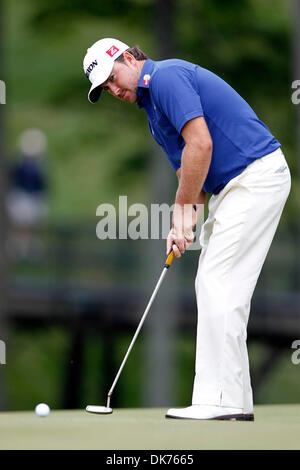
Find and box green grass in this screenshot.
[0,405,300,449]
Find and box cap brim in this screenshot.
[88,61,114,104]
[88,83,103,103]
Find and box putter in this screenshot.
[86,247,176,415]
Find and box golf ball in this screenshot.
[35,403,50,417]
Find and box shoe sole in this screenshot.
[166,413,254,421]
[211,413,254,421]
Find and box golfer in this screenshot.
[83,38,291,421]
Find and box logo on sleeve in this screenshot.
[143,74,151,86]
[106,45,120,57]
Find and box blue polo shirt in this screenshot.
[136,58,280,194]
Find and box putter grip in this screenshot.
[164,249,175,268]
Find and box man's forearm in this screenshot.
[175,143,211,206]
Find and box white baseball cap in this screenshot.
[83,38,130,103]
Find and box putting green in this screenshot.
[0,404,300,450]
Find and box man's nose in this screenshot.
[108,83,121,97]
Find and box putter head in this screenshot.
[85,405,113,414]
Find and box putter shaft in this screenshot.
[106,250,175,408]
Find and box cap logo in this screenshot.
[143,74,151,86]
[106,45,120,58]
[86,59,98,78]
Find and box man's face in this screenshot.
[101,56,140,103]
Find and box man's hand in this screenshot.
[166,203,197,257]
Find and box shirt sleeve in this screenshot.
[150,66,204,134]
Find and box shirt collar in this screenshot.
[136,59,156,108]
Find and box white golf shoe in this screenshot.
[166,405,254,421]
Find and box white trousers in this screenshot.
[192,148,291,412]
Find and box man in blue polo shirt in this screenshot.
[83,38,291,421]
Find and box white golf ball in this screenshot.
[35,403,50,417]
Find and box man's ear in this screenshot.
[123,51,135,65]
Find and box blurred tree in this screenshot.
[28,0,290,99]
[175,0,291,99]
[30,0,152,30]
[28,0,296,182]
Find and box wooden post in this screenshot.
[144,0,180,407]
[292,0,300,290]
[0,0,9,410]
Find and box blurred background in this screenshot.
[0,0,299,411]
